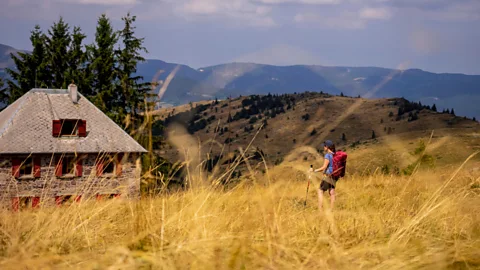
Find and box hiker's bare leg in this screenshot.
[318,189,323,210]
[329,189,335,209]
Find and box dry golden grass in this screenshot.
[1,158,479,269]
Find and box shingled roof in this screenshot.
[0,88,147,154]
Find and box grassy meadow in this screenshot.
[1,140,479,269]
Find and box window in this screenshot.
[13,157,41,178]
[19,158,33,177]
[62,156,76,176]
[55,195,73,206]
[96,154,123,177]
[96,194,120,201]
[61,120,79,136]
[56,156,83,178]
[12,197,40,211]
[53,119,87,137]
[19,197,32,210]
[103,159,115,175]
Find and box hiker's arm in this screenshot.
[314,158,329,173]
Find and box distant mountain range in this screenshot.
[136,60,480,119]
[1,43,479,118]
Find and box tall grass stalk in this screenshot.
[1,162,479,269]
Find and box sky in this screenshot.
[1,0,479,74]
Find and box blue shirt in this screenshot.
[324,153,333,175]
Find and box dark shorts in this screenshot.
[320,175,336,192]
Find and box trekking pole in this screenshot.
[304,165,313,207]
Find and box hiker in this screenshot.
[310,140,337,210]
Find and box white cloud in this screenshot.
[294,12,366,29]
[174,0,277,27]
[382,0,480,22]
[3,0,479,29]
[294,4,394,29]
[181,0,219,15]
[259,0,341,4]
[359,7,392,20]
[57,0,138,4]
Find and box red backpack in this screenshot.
[332,150,347,179]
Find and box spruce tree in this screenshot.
[6,49,33,103]
[89,14,118,111]
[432,104,437,112]
[47,17,71,88]
[6,25,50,103]
[66,26,90,93]
[450,108,455,115]
[0,77,7,109]
[116,12,153,130]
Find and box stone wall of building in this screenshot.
[0,153,141,208]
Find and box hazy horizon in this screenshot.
[1,0,479,75]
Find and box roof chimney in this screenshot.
[68,82,78,104]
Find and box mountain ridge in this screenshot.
[152,92,480,169]
[1,42,479,118]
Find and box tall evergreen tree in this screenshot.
[115,12,153,129]
[0,77,7,109]
[432,104,437,112]
[47,17,71,88]
[6,25,50,103]
[88,14,118,110]
[65,26,90,92]
[450,108,455,115]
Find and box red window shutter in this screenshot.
[55,196,62,206]
[116,153,124,176]
[55,157,63,177]
[96,194,102,201]
[52,120,61,137]
[96,160,103,176]
[78,120,87,137]
[32,197,41,208]
[34,157,41,178]
[12,158,20,178]
[76,158,83,177]
[12,197,19,212]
